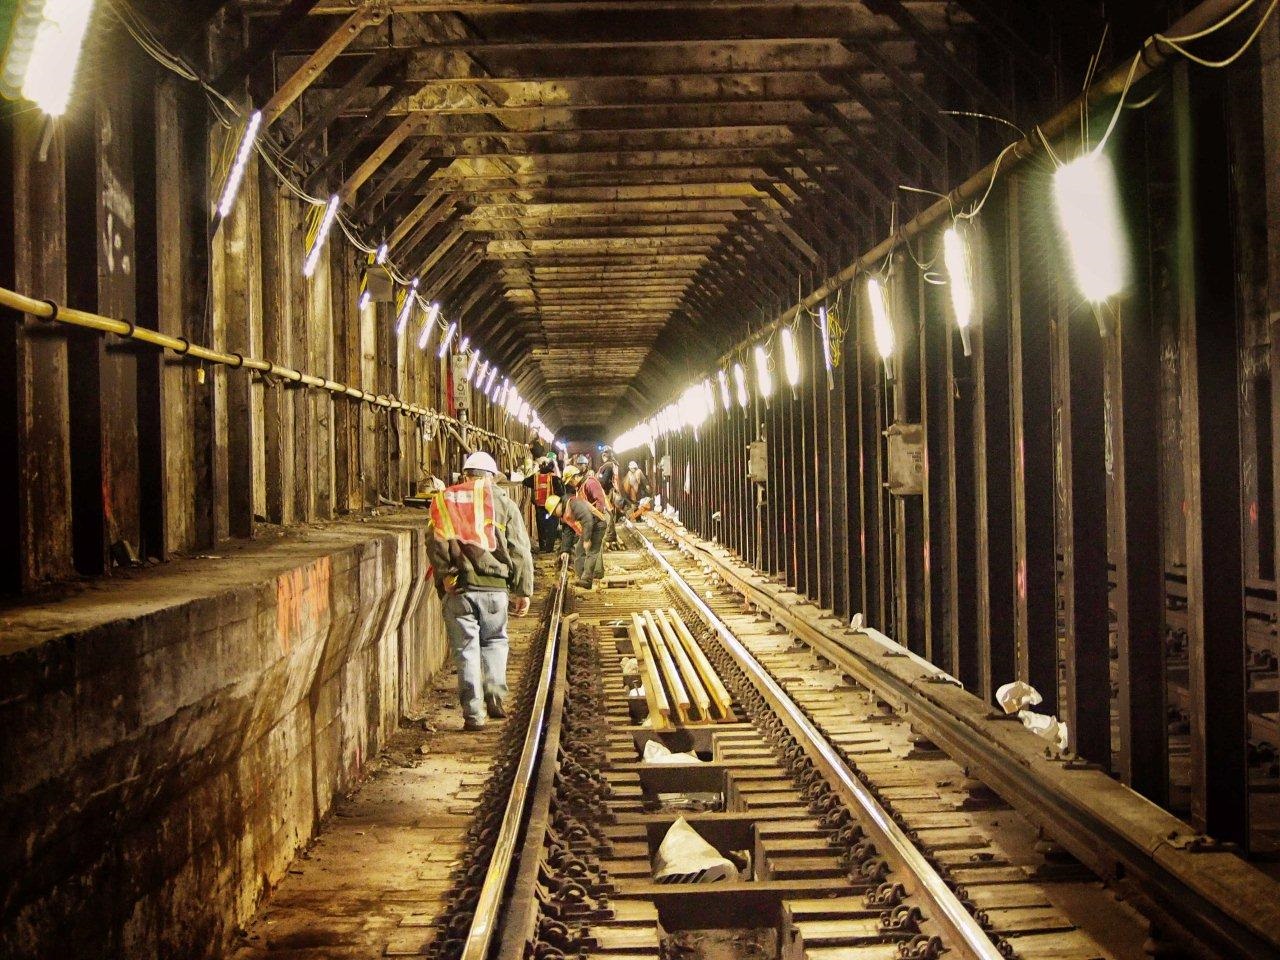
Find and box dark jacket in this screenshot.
[598,458,620,493]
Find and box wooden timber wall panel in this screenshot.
[0,7,537,592]
[660,29,1280,853]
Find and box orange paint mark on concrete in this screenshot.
[276,557,332,654]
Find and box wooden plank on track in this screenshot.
[667,608,735,720]
[631,613,671,729]
[655,608,711,720]
[643,609,692,722]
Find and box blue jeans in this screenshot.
[443,591,510,723]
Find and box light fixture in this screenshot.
[437,320,457,358]
[394,278,420,336]
[416,301,441,350]
[302,195,341,278]
[1053,150,1125,309]
[818,305,834,390]
[458,336,470,354]
[942,226,975,356]
[717,368,732,411]
[375,243,388,265]
[6,0,97,116]
[484,365,498,392]
[865,277,895,380]
[358,288,372,311]
[466,351,481,383]
[680,383,708,432]
[732,362,748,409]
[216,110,261,221]
[754,344,773,401]
[701,378,715,421]
[781,326,801,388]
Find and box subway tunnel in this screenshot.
[3,0,1280,958]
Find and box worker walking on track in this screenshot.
[597,446,622,550]
[523,454,564,553]
[426,451,534,731]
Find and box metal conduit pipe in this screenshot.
[0,284,526,455]
[708,0,1247,367]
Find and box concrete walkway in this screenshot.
[230,588,547,959]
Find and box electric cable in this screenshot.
[1154,0,1278,67]
[104,0,539,432]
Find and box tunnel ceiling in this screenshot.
[225,0,1049,433]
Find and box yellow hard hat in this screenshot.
[562,465,581,482]
[544,494,562,515]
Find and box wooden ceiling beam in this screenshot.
[283,47,402,159]
[257,4,385,126]
[302,83,407,193]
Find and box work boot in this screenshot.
[486,692,507,719]
[463,717,486,731]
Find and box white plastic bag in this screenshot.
[996,680,1043,715]
[643,740,701,765]
[653,817,739,884]
[1017,709,1070,753]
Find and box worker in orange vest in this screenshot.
[522,454,564,553]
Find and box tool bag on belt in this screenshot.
[428,478,512,592]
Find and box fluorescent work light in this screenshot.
[217,111,261,220]
[942,226,975,356]
[781,327,801,388]
[1,0,97,116]
[754,344,773,400]
[1053,151,1125,303]
[732,363,748,409]
[394,279,419,336]
[417,302,441,350]
[866,277,895,379]
[302,195,341,278]
[436,319,457,358]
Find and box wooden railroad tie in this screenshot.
[630,608,734,729]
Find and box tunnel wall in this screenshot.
[0,513,446,960]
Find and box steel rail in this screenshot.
[649,518,1280,959]
[0,285,526,456]
[629,522,1007,960]
[459,556,570,960]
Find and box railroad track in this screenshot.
[424,523,1280,960]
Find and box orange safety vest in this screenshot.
[534,472,553,506]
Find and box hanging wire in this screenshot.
[1154,0,1278,68]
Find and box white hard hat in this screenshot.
[463,450,500,474]
[628,460,640,469]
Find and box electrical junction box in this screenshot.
[886,422,924,495]
[364,265,395,303]
[747,440,768,483]
[450,353,471,409]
